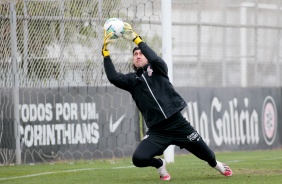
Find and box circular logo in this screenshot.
[261,96,277,145]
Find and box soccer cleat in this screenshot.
[157,158,171,181]
[214,161,233,177]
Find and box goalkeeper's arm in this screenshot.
[122,22,168,75]
[102,31,131,90]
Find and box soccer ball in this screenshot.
[103,18,125,39]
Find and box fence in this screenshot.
[1,0,282,88]
[1,0,282,165]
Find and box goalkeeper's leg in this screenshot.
[132,139,171,180]
[178,137,233,177]
[132,139,163,168]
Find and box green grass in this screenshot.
[0,149,282,184]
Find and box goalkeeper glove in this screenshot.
[122,22,143,45]
[102,30,114,57]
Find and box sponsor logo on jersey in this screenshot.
[187,132,200,141]
[147,66,153,76]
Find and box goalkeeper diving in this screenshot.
[102,22,233,181]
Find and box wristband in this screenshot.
[102,49,110,57]
[133,36,142,45]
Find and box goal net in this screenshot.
[0,0,162,165]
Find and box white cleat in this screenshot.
[157,158,171,181]
[214,161,233,177]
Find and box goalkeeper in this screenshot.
[102,22,233,181]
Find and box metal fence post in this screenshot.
[10,1,21,164]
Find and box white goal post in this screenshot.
[161,0,175,163]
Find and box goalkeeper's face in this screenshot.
[133,49,148,69]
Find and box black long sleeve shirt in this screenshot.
[104,42,186,128]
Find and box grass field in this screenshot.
[0,149,281,184]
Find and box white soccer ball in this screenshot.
[103,18,125,39]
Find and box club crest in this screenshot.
[147,66,153,76]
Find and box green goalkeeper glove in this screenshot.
[122,22,143,45]
[102,30,114,57]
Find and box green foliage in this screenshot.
[8,0,123,80]
[27,58,60,80]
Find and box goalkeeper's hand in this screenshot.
[102,30,114,57]
[122,22,143,45]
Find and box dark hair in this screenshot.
[132,46,140,54]
[132,47,140,71]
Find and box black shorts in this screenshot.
[145,112,201,150]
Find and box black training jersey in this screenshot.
[104,42,187,128]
